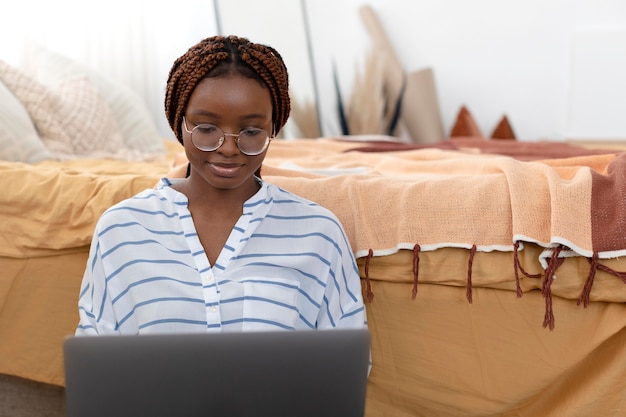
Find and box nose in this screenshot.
[218,133,240,155]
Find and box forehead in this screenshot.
[187,74,272,118]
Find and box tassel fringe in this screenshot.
[513,241,542,298]
[364,249,375,302]
[541,245,565,330]
[411,244,421,300]
[361,243,626,331]
[466,244,477,303]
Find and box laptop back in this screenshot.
[63,329,370,417]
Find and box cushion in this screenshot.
[20,43,165,153]
[490,115,516,140]
[449,105,483,138]
[0,78,51,163]
[0,60,126,158]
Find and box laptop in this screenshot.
[63,329,370,417]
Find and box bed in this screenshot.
[1,48,626,417]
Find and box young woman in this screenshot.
[76,35,367,335]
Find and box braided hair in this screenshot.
[165,35,291,144]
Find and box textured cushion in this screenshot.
[0,77,51,162]
[21,44,165,153]
[449,105,483,138]
[0,61,125,158]
[490,115,517,140]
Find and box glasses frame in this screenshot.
[182,117,273,156]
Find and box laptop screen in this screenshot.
[64,329,370,417]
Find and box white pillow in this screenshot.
[0,60,126,159]
[0,76,51,162]
[22,44,165,154]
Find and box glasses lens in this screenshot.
[190,123,270,155]
[237,128,270,155]
[191,124,223,152]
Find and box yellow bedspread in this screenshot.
[1,138,625,416]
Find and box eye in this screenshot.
[195,124,219,135]
[240,128,265,138]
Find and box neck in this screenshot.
[176,175,261,210]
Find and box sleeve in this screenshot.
[75,226,119,336]
[315,216,372,376]
[315,217,368,331]
[311,210,371,375]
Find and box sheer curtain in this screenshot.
[0,0,218,138]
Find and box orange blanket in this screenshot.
[257,140,626,260]
[4,138,624,262]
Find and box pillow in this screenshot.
[0,78,51,162]
[0,60,126,158]
[449,105,483,138]
[21,44,165,153]
[490,115,517,140]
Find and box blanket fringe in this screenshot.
[577,251,599,308]
[542,245,565,330]
[363,243,626,327]
[595,262,626,284]
[466,244,477,303]
[412,244,421,299]
[513,241,542,298]
[364,249,375,302]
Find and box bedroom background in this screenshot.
[1,0,625,144]
[2,2,626,416]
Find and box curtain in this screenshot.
[0,0,218,138]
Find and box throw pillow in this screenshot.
[0,60,126,158]
[490,115,517,140]
[0,77,51,162]
[449,105,483,138]
[21,43,165,153]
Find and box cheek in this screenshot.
[245,153,263,167]
[182,138,202,163]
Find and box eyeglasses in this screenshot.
[182,117,272,156]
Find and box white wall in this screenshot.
[306,0,626,141]
[1,1,625,142]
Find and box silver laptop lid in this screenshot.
[64,329,369,417]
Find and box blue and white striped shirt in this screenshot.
[76,178,367,335]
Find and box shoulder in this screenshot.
[96,180,181,231]
[259,183,349,240]
[264,182,337,217]
[103,188,166,215]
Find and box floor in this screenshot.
[0,374,65,417]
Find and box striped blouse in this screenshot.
[76,178,367,335]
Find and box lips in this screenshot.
[208,161,244,177]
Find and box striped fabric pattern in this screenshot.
[76,178,367,335]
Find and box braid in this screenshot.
[165,35,291,144]
[239,42,291,136]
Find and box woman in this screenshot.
[76,35,367,335]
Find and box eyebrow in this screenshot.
[189,110,271,122]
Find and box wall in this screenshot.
[216,0,320,138]
[306,0,626,141]
[1,0,625,142]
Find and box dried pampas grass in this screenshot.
[346,51,387,135]
[289,92,320,138]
